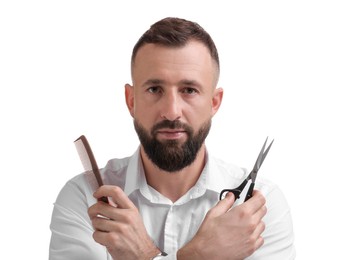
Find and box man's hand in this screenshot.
[178,190,267,260]
[88,185,159,260]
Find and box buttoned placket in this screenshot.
[164,205,176,253]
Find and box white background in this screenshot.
[1,0,350,259]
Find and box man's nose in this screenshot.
[160,91,182,121]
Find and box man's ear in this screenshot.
[125,84,135,118]
[211,87,223,116]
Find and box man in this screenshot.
[49,17,295,259]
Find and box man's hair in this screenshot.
[131,17,220,74]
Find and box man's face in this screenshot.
[125,40,223,172]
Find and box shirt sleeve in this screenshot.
[49,177,111,260]
[248,184,296,260]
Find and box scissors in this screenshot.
[219,137,274,201]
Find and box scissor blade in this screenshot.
[249,170,258,183]
[251,137,274,183]
[253,137,269,172]
[259,138,274,168]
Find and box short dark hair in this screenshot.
[131,17,220,74]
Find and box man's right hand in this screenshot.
[177,190,267,260]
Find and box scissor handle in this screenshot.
[219,188,242,200]
[244,182,255,201]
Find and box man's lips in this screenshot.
[156,129,187,139]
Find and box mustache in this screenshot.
[151,120,193,135]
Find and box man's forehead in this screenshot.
[133,42,214,74]
[131,41,218,86]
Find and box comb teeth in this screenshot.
[74,135,104,187]
[74,138,93,172]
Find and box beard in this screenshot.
[134,119,211,172]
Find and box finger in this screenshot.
[94,185,136,209]
[88,201,115,220]
[88,200,130,221]
[91,215,114,232]
[252,204,267,224]
[254,233,265,251]
[252,221,265,240]
[92,230,116,247]
[244,221,265,256]
[243,190,266,215]
[206,192,235,218]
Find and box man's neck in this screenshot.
[140,145,207,203]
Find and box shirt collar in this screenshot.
[123,146,171,203]
[124,146,146,196]
[123,146,246,200]
[186,150,246,200]
[205,152,247,194]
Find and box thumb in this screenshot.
[206,192,235,219]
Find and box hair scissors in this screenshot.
[219,137,274,201]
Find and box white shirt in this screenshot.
[49,147,295,259]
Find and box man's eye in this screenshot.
[147,86,161,93]
[182,88,198,94]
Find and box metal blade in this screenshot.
[250,137,274,183]
[258,138,274,170]
[252,137,268,172]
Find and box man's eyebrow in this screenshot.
[141,79,165,88]
[141,78,202,89]
[179,79,201,88]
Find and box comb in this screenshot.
[74,135,108,203]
